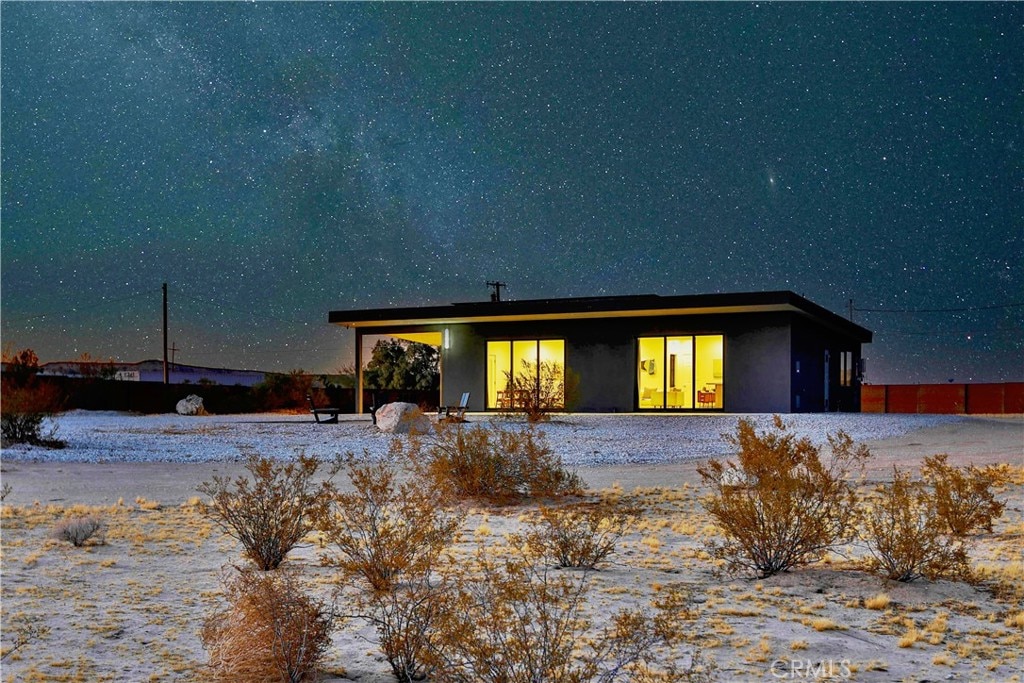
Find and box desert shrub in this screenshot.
[1,482,11,503]
[51,514,106,547]
[71,352,118,380]
[421,423,582,503]
[320,450,463,593]
[501,360,579,423]
[202,567,332,683]
[696,416,870,578]
[1,615,50,663]
[198,452,340,570]
[319,449,463,681]
[860,467,971,582]
[1,348,64,447]
[361,571,451,683]
[252,370,315,411]
[428,539,707,683]
[921,454,1006,535]
[525,498,640,569]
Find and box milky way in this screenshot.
[2,3,1021,381]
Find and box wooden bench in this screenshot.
[307,395,341,424]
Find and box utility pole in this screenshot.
[486,280,506,303]
[848,299,854,322]
[163,283,169,385]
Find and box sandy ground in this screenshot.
[1,415,1022,682]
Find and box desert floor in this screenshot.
[1,414,1022,682]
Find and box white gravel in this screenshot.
[1,411,965,466]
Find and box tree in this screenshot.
[253,370,314,411]
[363,339,439,390]
[73,352,118,380]
[2,347,41,384]
[406,342,440,390]
[319,364,356,389]
[1,347,64,446]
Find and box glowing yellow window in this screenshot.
[486,341,512,409]
[487,339,565,410]
[695,335,724,409]
[638,337,665,408]
[638,335,723,410]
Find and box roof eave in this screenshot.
[328,290,872,342]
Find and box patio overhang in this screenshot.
[385,331,444,346]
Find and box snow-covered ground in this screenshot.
[2,410,965,465]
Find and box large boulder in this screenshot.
[176,394,206,416]
[375,402,431,434]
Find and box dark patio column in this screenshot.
[354,330,363,415]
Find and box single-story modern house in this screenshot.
[329,290,872,414]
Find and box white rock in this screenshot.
[375,402,430,434]
[176,394,206,416]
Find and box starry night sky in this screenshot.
[2,3,1021,382]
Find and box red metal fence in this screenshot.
[861,383,1024,414]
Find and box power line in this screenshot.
[876,328,1021,338]
[853,301,1024,314]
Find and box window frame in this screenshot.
[485,338,565,410]
[636,334,724,411]
[839,350,854,387]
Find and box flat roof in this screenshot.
[329,290,872,342]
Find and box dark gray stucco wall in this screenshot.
[724,320,792,413]
[791,318,863,412]
[442,318,637,412]
[441,313,801,413]
[439,325,487,411]
[565,324,635,412]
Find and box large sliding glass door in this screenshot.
[487,339,565,410]
[637,335,723,410]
